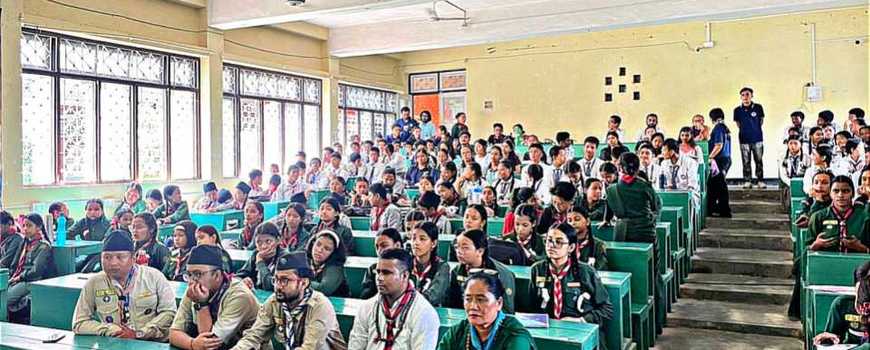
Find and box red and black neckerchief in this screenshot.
[316,219,336,233]
[549,259,572,319]
[173,249,191,280]
[205,274,231,321]
[374,282,417,350]
[280,224,300,250]
[12,234,42,280]
[413,256,440,290]
[832,206,856,252]
[242,219,262,248]
[372,205,386,231]
[575,234,593,262]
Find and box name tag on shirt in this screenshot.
[95,289,116,297]
[567,282,582,288]
[822,220,839,226]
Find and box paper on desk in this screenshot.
[514,313,549,328]
[817,344,856,350]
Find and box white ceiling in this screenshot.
[208,0,867,57]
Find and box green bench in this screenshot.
[659,207,687,283]
[53,240,103,276]
[157,225,174,242]
[802,252,870,345]
[307,189,330,210]
[805,285,853,347]
[190,210,244,231]
[219,228,243,245]
[0,269,7,322]
[790,177,806,199]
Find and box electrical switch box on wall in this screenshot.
[806,85,823,102]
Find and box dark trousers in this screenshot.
[740,142,764,183]
[707,158,732,216]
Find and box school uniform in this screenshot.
[833,155,865,178]
[171,278,263,349]
[503,232,545,264]
[522,162,555,194]
[134,240,171,272]
[315,221,355,256]
[804,165,831,197]
[529,260,613,349]
[5,236,54,314]
[163,247,192,282]
[410,257,451,307]
[72,265,177,341]
[425,212,453,236]
[370,204,402,232]
[492,176,517,206]
[311,264,350,297]
[231,289,346,350]
[521,178,552,205]
[821,295,867,346]
[405,165,436,186]
[0,232,23,268]
[447,258,517,313]
[268,216,310,252]
[659,156,700,192]
[780,152,810,184]
[437,314,535,350]
[347,289,439,350]
[68,216,111,241]
[153,201,190,225]
[115,200,148,216]
[364,163,385,184]
[271,179,309,203]
[807,205,870,252]
[235,249,281,291]
[577,157,604,181]
[576,235,609,271]
[576,195,606,221]
[385,153,407,173]
[194,196,221,213]
[639,162,663,189]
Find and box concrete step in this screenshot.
[667,299,802,338]
[707,214,790,231]
[729,189,781,201]
[691,248,793,278]
[680,273,793,305]
[652,327,803,350]
[698,230,793,252]
[730,199,787,214]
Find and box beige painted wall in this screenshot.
[400,7,869,178]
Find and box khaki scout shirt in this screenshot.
[72,265,177,341]
[171,278,265,348]
[231,290,346,350]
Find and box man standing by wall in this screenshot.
[733,87,766,189]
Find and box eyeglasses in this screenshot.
[453,244,477,253]
[545,239,569,248]
[271,276,300,286]
[183,269,218,282]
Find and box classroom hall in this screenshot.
[0,0,866,349]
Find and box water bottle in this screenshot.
[56,215,67,246]
[659,173,666,190]
[470,185,483,205]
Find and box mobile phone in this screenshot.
[42,333,66,343]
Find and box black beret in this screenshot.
[276,251,314,278]
[188,245,224,269]
[103,230,134,252]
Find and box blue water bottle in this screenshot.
[56,216,67,246]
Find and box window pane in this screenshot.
[338,85,346,107]
[374,113,385,139]
[170,90,197,179]
[304,79,320,103]
[263,101,282,172]
[21,74,55,185]
[21,33,52,70]
[59,78,96,183]
[100,83,132,182]
[223,66,237,94]
[386,93,398,114]
[359,111,372,142]
[60,38,97,75]
[222,98,237,177]
[303,105,320,158]
[137,87,167,180]
[171,57,197,88]
[346,109,359,142]
[239,98,261,174]
[284,103,302,167]
[386,114,397,131]
[96,45,131,79]
[278,76,301,100]
[130,51,165,84]
[337,108,346,148]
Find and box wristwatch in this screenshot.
[135,330,145,339]
[193,302,208,311]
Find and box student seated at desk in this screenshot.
[577,136,604,181]
[306,230,350,297]
[271,164,308,203]
[0,211,22,263]
[112,209,134,234]
[529,223,612,349]
[165,220,198,282]
[678,127,704,162]
[73,230,177,341]
[536,182,577,235]
[481,186,499,217]
[568,205,608,271]
[406,149,438,187]
[132,213,171,272]
[193,182,221,213]
[246,169,270,201]
[5,214,54,323]
[328,176,349,206]
[417,191,452,236]
[271,203,309,252]
[504,204,545,265]
[194,225,233,272]
[370,183,402,232]
[348,248,439,350]
[438,182,463,218]
[68,198,111,241]
[236,201,264,250]
[347,177,372,214]
[236,222,283,292]
[814,261,870,348]
[48,201,75,234]
[231,251,346,350]
[115,181,147,216]
[267,174,281,199]
[154,185,190,226]
[448,229,517,313]
[409,222,451,306]
[360,228,405,299]
[804,144,835,198]
[382,168,409,206]
[522,164,551,205]
[437,161,459,188]
[170,245,262,350]
[855,168,870,206]
[796,170,833,228]
[807,175,870,253]
[463,204,488,232]
[216,182,251,212]
[456,162,486,203]
[638,143,662,189]
[314,198,354,255]
[577,178,606,221]
[438,272,535,350]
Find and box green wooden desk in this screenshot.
[659,207,687,282]
[31,274,599,350]
[406,188,421,203]
[0,322,170,350]
[307,190,330,210]
[447,218,505,237]
[219,228,243,245]
[345,177,359,193]
[805,252,870,286]
[790,178,806,199]
[658,192,694,255]
[263,201,290,221]
[0,269,7,322]
[190,210,244,231]
[53,240,103,276]
[349,216,370,231]
[157,225,174,242]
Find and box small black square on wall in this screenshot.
[604,93,613,102]
[618,84,626,93]
[633,91,641,100]
[619,67,626,76]
[633,74,641,83]
[605,77,612,85]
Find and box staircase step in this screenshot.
[667,299,802,338]
[730,199,787,214]
[691,248,793,278]
[680,273,793,305]
[652,327,803,350]
[698,231,793,252]
[729,189,781,201]
[707,215,790,230]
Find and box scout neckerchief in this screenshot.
[549,259,571,319]
[467,311,505,350]
[173,248,191,280]
[832,205,856,252]
[280,224,300,250]
[135,240,155,266]
[316,218,337,233]
[413,256,439,291]
[206,274,231,321]
[516,232,536,260]
[12,233,42,280]
[575,234,591,260]
[164,200,180,217]
[105,265,137,325]
[371,204,387,231]
[242,219,262,248]
[374,282,416,350]
[281,287,313,348]
[550,207,567,228]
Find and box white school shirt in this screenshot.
[576,157,604,182]
[521,162,555,193]
[639,162,663,189]
[347,292,439,350]
[803,165,827,196]
[659,156,699,192]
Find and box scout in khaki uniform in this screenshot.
[528,223,613,349]
[72,230,177,341]
[448,229,516,313]
[232,251,347,350]
[814,262,870,347]
[169,245,265,350]
[807,175,870,253]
